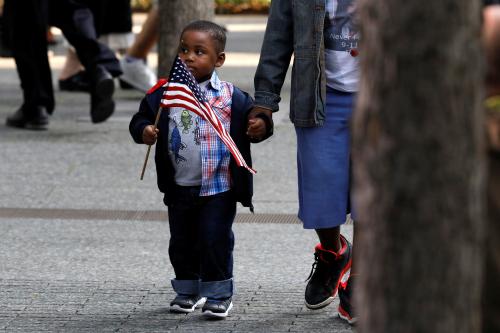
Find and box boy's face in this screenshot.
[178,30,225,82]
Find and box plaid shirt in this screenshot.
[195,72,234,196]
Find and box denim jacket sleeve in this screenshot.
[253,0,294,112]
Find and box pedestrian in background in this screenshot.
[249,0,359,324]
[119,2,159,93]
[129,20,272,318]
[59,1,159,94]
[3,0,122,130]
[58,0,134,93]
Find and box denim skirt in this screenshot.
[295,88,354,229]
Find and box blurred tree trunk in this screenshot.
[158,0,214,76]
[352,0,486,332]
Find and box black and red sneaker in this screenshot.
[304,235,352,310]
[338,274,356,324]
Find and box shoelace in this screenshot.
[305,252,320,282]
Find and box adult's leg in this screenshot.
[84,0,132,37]
[48,0,121,77]
[119,5,158,92]
[58,0,132,91]
[316,227,341,251]
[48,0,121,123]
[59,48,84,81]
[4,0,53,115]
[127,5,159,59]
[296,89,354,310]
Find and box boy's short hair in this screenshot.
[182,20,227,53]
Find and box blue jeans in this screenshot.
[167,185,236,300]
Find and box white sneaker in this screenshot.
[119,57,157,93]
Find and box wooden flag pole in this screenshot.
[140,105,163,180]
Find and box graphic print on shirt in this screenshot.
[193,118,201,145]
[324,0,359,53]
[180,110,193,134]
[170,124,187,164]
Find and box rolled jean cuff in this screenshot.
[171,279,200,296]
[200,278,234,299]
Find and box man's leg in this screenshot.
[49,0,121,123]
[4,0,50,129]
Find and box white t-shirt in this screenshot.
[166,80,210,186]
[324,0,360,92]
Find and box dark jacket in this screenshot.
[129,83,255,210]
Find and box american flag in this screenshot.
[160,56,256,174]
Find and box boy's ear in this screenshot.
[215,52,226,68]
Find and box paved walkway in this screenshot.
[0,14,353,333]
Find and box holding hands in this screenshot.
[247,106,274,143]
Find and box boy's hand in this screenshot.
[247,117,266,140]
[247,106,273,141]
[142,125,159,145]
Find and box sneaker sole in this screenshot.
[170,297,206,314]
[338,305,357,325]
[305,295,336,310]
[202,301,233,319]
[305,258,353,310]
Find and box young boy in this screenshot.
[129,21,271,319]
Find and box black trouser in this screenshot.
[3,0,121,115]
[84,0,132,36]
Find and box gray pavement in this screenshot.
[0,14,353,332]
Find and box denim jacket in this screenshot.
[254,0,327,127]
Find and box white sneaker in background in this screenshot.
[119,57,157,93]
